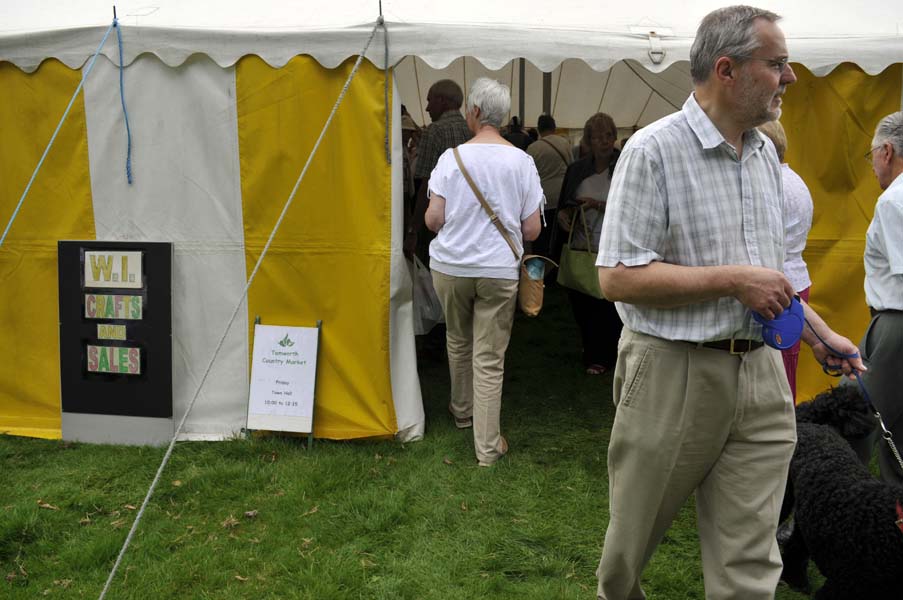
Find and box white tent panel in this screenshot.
[83,55,250,439]
[389,75,424,442]
[637,92,685,129]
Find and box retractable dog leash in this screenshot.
[753,298,902,471]
[800,317,903,473]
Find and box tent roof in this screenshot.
[3,1,903,75]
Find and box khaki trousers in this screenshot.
[431,271,517,466]
[597,328,796,600]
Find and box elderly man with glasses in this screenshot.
[593,6,865,599]
[859,111,903,486]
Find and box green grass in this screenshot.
[1,286,818,598]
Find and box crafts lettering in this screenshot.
[85,294,142,320]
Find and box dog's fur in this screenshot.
[780,385,903,599]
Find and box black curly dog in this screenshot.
[779,385,903,599]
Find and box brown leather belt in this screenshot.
[696,339,764,354]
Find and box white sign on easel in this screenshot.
[247,323,320,434]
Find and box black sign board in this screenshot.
[58,241,173,418]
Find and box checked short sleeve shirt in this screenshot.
[596,94,785,342]
[413,110,472,180]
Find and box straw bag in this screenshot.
[518,254,558,316]
[452,148,555,317]
[557,206,604,299]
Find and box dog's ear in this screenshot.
[796,386,877,439]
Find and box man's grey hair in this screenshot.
[429,79,464,109]
[873,111,903,155]
[690,5,781,84]
[466,78,511,129]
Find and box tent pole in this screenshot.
[518,58,525,124]
[542,71,551,115]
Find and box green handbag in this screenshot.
[556,206,604,299]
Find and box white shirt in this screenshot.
[428,144,544,280]
[570,173,610,252]
[597,94,784,342]
[864,171,903,311]
[781,164,814,292]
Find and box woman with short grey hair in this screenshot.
[424,77,543,467]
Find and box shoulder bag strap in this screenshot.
[540,137,571,166]
[453,147,521,261]
[566,205,593,250]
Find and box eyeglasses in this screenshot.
[735,55,791,74]
[865,144,885,162]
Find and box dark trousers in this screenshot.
[858,309,903,485]
[567,290,622,368]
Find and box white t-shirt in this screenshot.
[428,144,544,280]
[781,164,813,292]
[570,172,611,252]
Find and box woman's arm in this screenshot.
[424,193,446,233]
[522,208,541,241]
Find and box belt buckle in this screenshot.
[729,338,747,355]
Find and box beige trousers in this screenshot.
[432,271,517,466]
[597,328,796,600]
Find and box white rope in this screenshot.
[97,19,385,599]
[0,21,116,249]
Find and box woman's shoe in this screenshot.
[585,364,608,375]
[449,405,472,429]
[478,436,508,467]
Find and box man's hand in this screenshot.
[732,266,795,319]
[810,331,867,378]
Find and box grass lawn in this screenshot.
[1,285,817,599]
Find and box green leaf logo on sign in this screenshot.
[278,334,295,348]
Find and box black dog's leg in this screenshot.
[813,577,856,600]
[779,480,795,524]
[779,522,810,594]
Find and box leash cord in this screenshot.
[804,318,903,471]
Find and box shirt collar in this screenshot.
[886,170,903,193]
[683,93,766,155]
[438,109,464,122]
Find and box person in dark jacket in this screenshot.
[555,113,623,375]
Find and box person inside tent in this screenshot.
[503,116,532,151]
[424,77,542,467]
[526,113,571,259]
[556,113,623,376]
[404,80,473,266]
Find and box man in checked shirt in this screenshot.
[593,6,865,600]
[404,79,473,264]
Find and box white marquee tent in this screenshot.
[1,0,902,441]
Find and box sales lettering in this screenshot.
[86,345,141,375]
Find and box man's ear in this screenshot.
[713,56,736,85]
